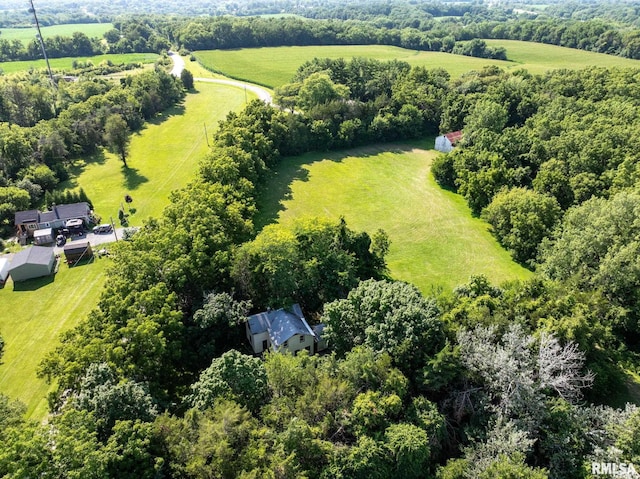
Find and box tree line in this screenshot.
[0,19,171,63]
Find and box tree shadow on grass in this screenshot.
[122,166,148,190]
[57,149,107,190]
[254,142,420,230]
[146,103,186,127]
[12,274,55,291]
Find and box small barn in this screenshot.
[64,242,93,265]
[33,227,54,245]
[435,130,463,153]
[246,304,318,355]
[0,257,10,286]
[8,246,55,282]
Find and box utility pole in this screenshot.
[204,122,210,146]
[110,216,118,241]
[28,0,56,88]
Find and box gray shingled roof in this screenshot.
[39,202,90,223]
[247,304,316,348]
[247,312,270,335]
[14,209,39,225]
[10,246,54,269]
[268,309,314,347]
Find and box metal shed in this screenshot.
[33,227,54,245]
[8,246,55,282]
[63,242,93,265]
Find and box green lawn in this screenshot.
[60,81,258,226]
[256,144,531,294]
[484,39,640,74]
[0,80,255,421]
[0,23,114,43]
[0,53,159,74]
[0,257,109,419]
[196,42,640,88]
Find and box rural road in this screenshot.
[168,51,272,104]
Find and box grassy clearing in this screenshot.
[195,45,509,87]
[0,257,109,419]
[484,39,640,74]
[0,53,159,74]
[195,42,639,88]
[256,144,531,294]
[0,23,114,43]
[60,81,257,226]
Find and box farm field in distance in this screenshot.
[0,23,114,43]
[0,258,109,420]
[59,81,257,226]
[255,144,532,293]
[0,53,159,74]
[195,41,640,88]
[484,39,640,74]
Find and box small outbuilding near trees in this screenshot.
[34,228,54,245]
[246,304,320,355]
[63,242,93,266]
[435,131,463,153]
[8,246,55,282]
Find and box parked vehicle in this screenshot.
[93,224,113,234]
[56,234,66,247]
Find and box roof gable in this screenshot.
[247,304,316,348]
[444,131,463,144]
[63,242,92,255]
[10,246,54,269]
[14,210,39,225]
[14,203,90,226]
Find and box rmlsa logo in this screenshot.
[592,463,639,477]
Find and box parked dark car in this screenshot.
[93,224,113,234]
[56,234,66,247]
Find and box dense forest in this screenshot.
[3,1,640,478]
[2,54,640,477]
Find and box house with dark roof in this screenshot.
[15,202,92,239]
[246,304,324,355]
[8,246,55,282]
[435,130,463,153]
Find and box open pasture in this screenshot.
[255,144,532,294]
[0,52,158,74]
[0,23,114,43]
[60,81,257,226]
[484,39,640,74]
[195,41,639,88]
[0,258,109,419]
[195,45,508,87]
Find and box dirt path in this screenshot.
[168,51,272,104]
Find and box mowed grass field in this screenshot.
[0,258,109,419]
[255,144,532,293]
[484,39,640,74]
[0,23,114,43]
[195,41,640,88]
[61,81,258,226]
[0,53,159,74]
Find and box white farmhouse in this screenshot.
[435,130,463,153]
[246,304,325,355]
